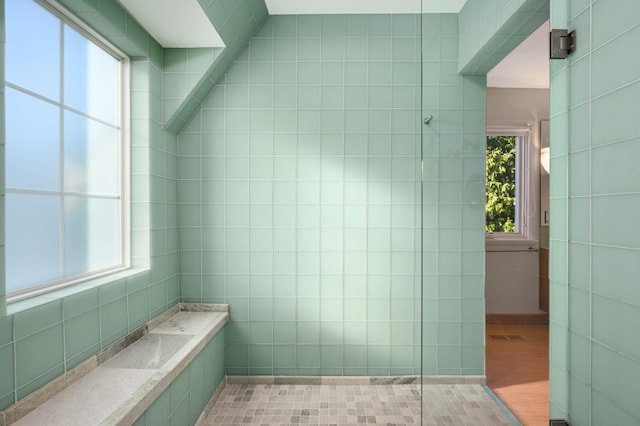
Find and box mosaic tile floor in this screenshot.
[204,383,515,425]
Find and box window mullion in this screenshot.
[59,18,66,279]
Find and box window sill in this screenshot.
[6,267,150,315]
[485,236,538,252]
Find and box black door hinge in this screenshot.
[550,29,576,59]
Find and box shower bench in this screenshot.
[5,303,228,426]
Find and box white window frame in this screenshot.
[485,127,538,252]
[5,0,131,301]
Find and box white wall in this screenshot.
[485,87,549,314]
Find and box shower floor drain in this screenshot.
[490,334,524,341]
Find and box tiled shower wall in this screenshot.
[420,14,486,376]
[178,14,423,376]
[178,13,488,376]
[550,0,640,424]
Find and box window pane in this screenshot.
[6,0,60,101]
[6,87,61,191]
[64,25,120,125]
[486,136,516,232]
[65,197,120,276]
[6,194,62,292]
[64,111,120,195]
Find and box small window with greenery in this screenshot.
[486,135,517,233]
[485,128,535,245]
[5,0,129,298]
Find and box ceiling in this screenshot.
[118,0,467,48]
[119,0,225,47]
[118,0,547,89]
[265,0,467,14]
[487,20,549,89]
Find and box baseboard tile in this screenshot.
[225,375,485,386]
[486,313,549,324]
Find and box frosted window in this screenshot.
[6,0,60,101]
[65,197,120,276]
[5,88,61,191]
[4,0,126,296]
[6,194,62,293]
[64,111,120,196]
[64,25,120,125]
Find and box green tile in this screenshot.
[592,342,640,420]
[16,364,64,400]
[226,344,248,369]
[131,412,146,426]
[249,321,273,345]
[63,288,99,319]
[0,391,15,412]
[367,321,390,345]
[15,324,64,388]
[100,295,127,341]
[392,15,418,37]
[320,321,343,345]
[321,15,344,37]
[170,367,190,413]
[320,345,343,369]
[127,271,151,295]
[344,15,367,37]
[170,390,190,426]
[163,49,188,73]
[273,37,296,61]
[297,15,321,37]
[273,321,296,344]
[248,344,273,369]
[14,301,62,339]
[390,322,413,345]
[369,38,392,61]
[367,344,390,371]
[438,345,461,370]
[592,0,640,49]
[592,389,640,426]
[0,315,13,347]
[343,344,366,368]
[593,295,640,363]
[128,289,150,331]
[461,345,484,371]
[296,345,320,368]
[97,0,126,37]
[65,309,100,361]
[0,343,14,399]
[189,353,205,420]
[296,321,319,344]
[273,345,295,369]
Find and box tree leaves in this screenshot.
[486,136,516,232]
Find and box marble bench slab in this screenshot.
[14,305,228,426]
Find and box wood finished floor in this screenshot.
[486,323,549,426]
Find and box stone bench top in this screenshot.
[13,304,228,426]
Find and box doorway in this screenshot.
[484,20,551,426]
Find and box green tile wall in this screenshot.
[164,0,269,133]
[0,0,180,411]
[422,14,487,376]
[132,328,225,426]
[178,14,424,376]
[550,0,640,424]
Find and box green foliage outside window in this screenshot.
[486,136,516,232]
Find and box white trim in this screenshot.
[485,127,538,247]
